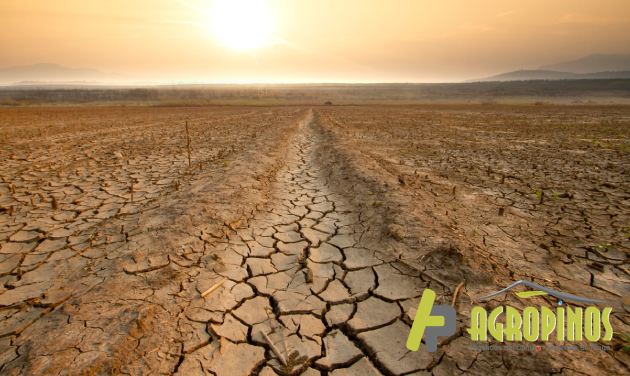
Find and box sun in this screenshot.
[211,0,271,50]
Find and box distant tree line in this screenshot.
[0,79,628,105]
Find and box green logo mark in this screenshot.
[406,289,457,352]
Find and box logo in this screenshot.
[468,281,613,343]
[406,289,457,352]
[407,281,613,353]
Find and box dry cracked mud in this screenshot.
[1,105,630,375]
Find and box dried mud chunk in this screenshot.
[118,204,140,215]
[277,240,308,256]
[343,248,383,270]
[48,228,73,239]
[33,238,67,254]
[123,254,169,274]
[309,243,343,263]
[217,248,243,265]
[315,329,363,370]
[358,320,434,375]
[592,271,630,297]
[207,340,265,376]
[230,282,254,302]
[329,357,383,376]
[52,211,76,222]
[0,242,37,254]
[268,334,322,375]
[21,253,48,269]
[246,258,277,276]
[325,303,354,327]
[246,240,275,257]
[12,261,57,287]
[328,235,356,249]
[431,356,463,376]
[308,201,333,213]
[306,260,334,294]
[301,228,329,247]
[319,280,353,304]
[280,314,326,340]
[348,297,400,333]
[232,296,273,325]
[93,209,118,219]
[313,220,336,235]
[0,254,21,275]
[271,252,300,272]
[9,230,40,242]
[443,337,481,370]
[290,206,309,217]
[373,263,425,301]
[0,337,18,369]
[67,235,90,246]
[273,290,326,315]
[180,319,211,354]
[344,268,375,299]
[255,235,276,248]
[0,281,53,307]
[215,264,248,282]
[252,271,293,295]
[39,288,72,307]
[0,307,47,338]
[211,313,248,342]
[185,307,223,323]
[274,231,303,243]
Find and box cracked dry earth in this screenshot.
[1,106,629,376]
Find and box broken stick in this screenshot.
[452,280,466,308]
[200,277,227,298]
[261,330,287,366]
[186,120,191,168]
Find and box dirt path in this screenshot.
[2,108,627,375]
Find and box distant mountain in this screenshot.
[0,63,133,85]
[539,53,630,74]
[468,69,630,82]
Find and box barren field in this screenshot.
[1,104,630,375]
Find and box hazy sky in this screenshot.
[1,0,629,83]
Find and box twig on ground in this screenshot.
[452,280,466,308]
[200,277,227,298]
[262,330,287,366]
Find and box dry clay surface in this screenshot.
[0,105,629,375]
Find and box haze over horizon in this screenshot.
[2,0,630,84]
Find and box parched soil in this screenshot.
[0,105,629,375]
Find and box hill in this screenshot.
[0,63,133,85]
[539,53,630,74]
[468,69,630,82]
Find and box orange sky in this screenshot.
[1,0,629,83]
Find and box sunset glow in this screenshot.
[0,0,629,83]
[211,0,272,50]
